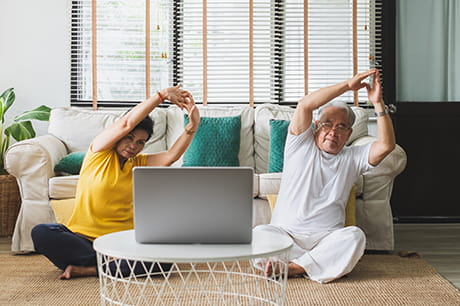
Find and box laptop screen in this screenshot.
[133,167,254,244]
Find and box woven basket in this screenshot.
[0,174,21,237]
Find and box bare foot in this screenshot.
[59,265,97,280]
[264,261,306,278]
[287,262,306,278]
[264,261,276,277]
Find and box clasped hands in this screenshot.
[162,84,201,133]
[348,68,383,106]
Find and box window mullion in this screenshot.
[271,0,285,104]
[91,0,97,109]
[171,0,183,87]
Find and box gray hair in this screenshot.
[318,101,355,127]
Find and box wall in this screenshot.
[0,0,70,137]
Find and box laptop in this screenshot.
[133,166,254,244]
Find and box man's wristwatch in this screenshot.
[375,105,390,117]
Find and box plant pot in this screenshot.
[0,174,21,237]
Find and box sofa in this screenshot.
[4,104,407,253]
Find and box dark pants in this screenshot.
[31,223,171,276]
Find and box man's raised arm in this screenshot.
[366,69,396,166]
[290,69,375,136]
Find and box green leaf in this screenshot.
[0,135,10,173]
[1,135,10,156]
[5,121,35,142]
[0,97,5,123]
[14,105,51,122]
[0,88,16,114]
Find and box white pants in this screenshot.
[253,224,366,283]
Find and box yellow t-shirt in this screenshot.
[66,147,147,240]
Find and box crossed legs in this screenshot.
[31,223,98,279]
[31,224,172,279]
[253,224,366,283]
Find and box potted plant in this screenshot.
[0,87,51,236]
[1,87,51,174]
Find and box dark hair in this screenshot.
[122,108,155,141]
[134,115,154,141]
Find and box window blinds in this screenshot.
[70,0,170,107]
[171,0,272,105]
[71,0,382,107]
[272,0,383,105]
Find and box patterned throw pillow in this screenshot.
[268,119,290,173]
[183,115,241,167]
[54,151,86,175]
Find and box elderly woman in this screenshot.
[32,85,200,279]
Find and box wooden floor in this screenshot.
[1,223,459,289]
[392,223,460,289]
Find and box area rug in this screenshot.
[1,253,459,305]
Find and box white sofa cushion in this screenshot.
[258,172,283,199]
[48,107,167,154]
[258,170,364,200]
[49,173,259,200]
[49,175,79,199]
[48,108,119,153]
[253,104,369,173]
[166,105,255,168]
[252,174,259,198]
[142,107,168,153]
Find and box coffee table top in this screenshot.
[94,229,292,262]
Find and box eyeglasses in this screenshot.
[318,121,351,134]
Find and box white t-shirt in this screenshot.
[270,127,373,234]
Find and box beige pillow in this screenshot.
[50,198,76,224]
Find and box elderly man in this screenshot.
[255,68,395,283]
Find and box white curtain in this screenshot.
[397,0,460,101]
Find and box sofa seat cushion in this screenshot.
[258,172,283,199]
[49,175,79,199]
[50,173,260,200]
[258,172,363,201]
[167,105,255,168]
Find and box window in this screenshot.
[70,0,170,107]
[71,0,383,107]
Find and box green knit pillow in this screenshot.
[54,151,86,175]
[268,119,290,173]
[183,115,241,167]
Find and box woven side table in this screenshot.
[94,230,292,305]
[0,174,21,237]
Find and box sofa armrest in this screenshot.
[350,136,407,183]
[349,136,407,250]
[4,134,68,252]
[5,134,68,189]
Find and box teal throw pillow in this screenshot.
[54,151,86,175]
[268,119,290,173]
[183,115,241,167]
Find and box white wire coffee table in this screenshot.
[94,229,292,305]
